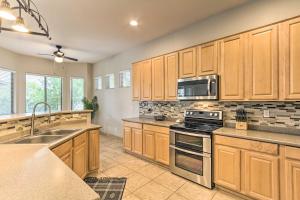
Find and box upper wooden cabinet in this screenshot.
[141,59,152,100]
[164,52,179,101]
[280,17,300,100]
[220,35,245,100]
[246,25,279,100]
[152,56,165,101]
[179,47,197,78]
[197,41,218,76]
[132,62,141,100]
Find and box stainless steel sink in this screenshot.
[39,129,81,136]
[14,135,64,144]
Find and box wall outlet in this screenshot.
[263,110,270,118]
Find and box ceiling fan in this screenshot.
[39,45,78,63]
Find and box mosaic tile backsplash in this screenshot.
[139,101,300,130]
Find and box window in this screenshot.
[71,77,84,110]
[95,76,102,90]
[119,70,131,88]
[105,74,115,89]
[0,69,14,115]
[26,74,62,113]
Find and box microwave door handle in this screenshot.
[207,78,211,96]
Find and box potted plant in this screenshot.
[82,96,99,121]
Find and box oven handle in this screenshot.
[170,130,210,138]
[170,145,211,158]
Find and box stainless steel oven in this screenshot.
[169,130,212,188]
[177,74,219,100]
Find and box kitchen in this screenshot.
[0,0,300,200]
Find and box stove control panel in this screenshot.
[184,110,223,120]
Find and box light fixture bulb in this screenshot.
[12,16,29,33]
[0,0,16,21]
[54,56,64,63]
[129,20,138,27]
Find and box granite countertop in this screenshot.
[122,117,176,127]
[214,127,300,148]
[0,123,101,200]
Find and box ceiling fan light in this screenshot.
[0,0,16,21]
[12,16,29,33]
[54,56,63,63]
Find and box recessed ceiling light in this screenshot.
[129,20,138,27]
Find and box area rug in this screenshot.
[84,177,127,200]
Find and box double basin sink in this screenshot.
[12,129,81,144]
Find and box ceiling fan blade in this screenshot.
[64,56,78,62]
[38,53,54,57]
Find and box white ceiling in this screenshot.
[0,0,249,63]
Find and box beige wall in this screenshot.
[93,0,300,137]
[0,47,92,113]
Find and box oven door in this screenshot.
[169,145,212,188]
[177,75,218,100]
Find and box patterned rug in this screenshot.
[84,177,127,200]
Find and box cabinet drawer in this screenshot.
[214,135,278,155]
[52,140,73,158]
[123,121,142,129]
[74,132,87,147]
[285,146,300,160]
[143,124,169,135]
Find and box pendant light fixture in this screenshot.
[54,56,63,63]
[0,0,16,20]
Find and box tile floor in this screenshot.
[98,134,244,200]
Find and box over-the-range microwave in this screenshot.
[177,74,219,100]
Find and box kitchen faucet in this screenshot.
[30,102,52,136]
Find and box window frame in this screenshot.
[0,67,15,115]
[70,77,85,110]
[105,73,115,89]
[25,73,63,113]
[94,76,102,90]
[119,69,131,88]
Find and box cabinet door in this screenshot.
[179,47,197,78]
[285,159,300,200]
[73,132,88,179]
[141,59,152,100]
[197,41,218,76]
[155,132,169,165]
[247,25,279,100]
[143,130,155,159]
[132,128,143,155]
[220,35,245,100]
[123,127,132,151]
[164,52,179,101]
[244,151,279,200]
[88,130,100,172]
[214,145,241,192]
[132,62,141,100]
[52,140,73,169]
[280,17,300,100]
[152,56,165,100]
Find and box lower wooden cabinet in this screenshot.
[123,127,132,151]
[143,130,155,159]
[73,132,88,178]
[88,130,100,172]
[52,140,73,169]
[132,128,143,155]
[214,145,241,192]
[155,132,169,165]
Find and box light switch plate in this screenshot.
[263,110,270,118]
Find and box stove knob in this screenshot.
[214,113,218,117]
[209,113,213,116]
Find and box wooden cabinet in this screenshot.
[179,47,197,78]
[280,17,300,100]
[143,130,155,159]
[132,62,141,100]
[247,25,279,100]
[52,140,73,169]
[152,56,165,101]
[197,42,218,76]
[88,130,100,172]
[155,132,169,165]
[214,145,241,192]
[132,128,143,155]
[123,126,132,151]
[141,59,152,100]
[73,132,88,179]
[164,52,178,101]
[220,35,245,100]
[244,151,279,200]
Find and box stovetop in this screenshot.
[170,122,222,133]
